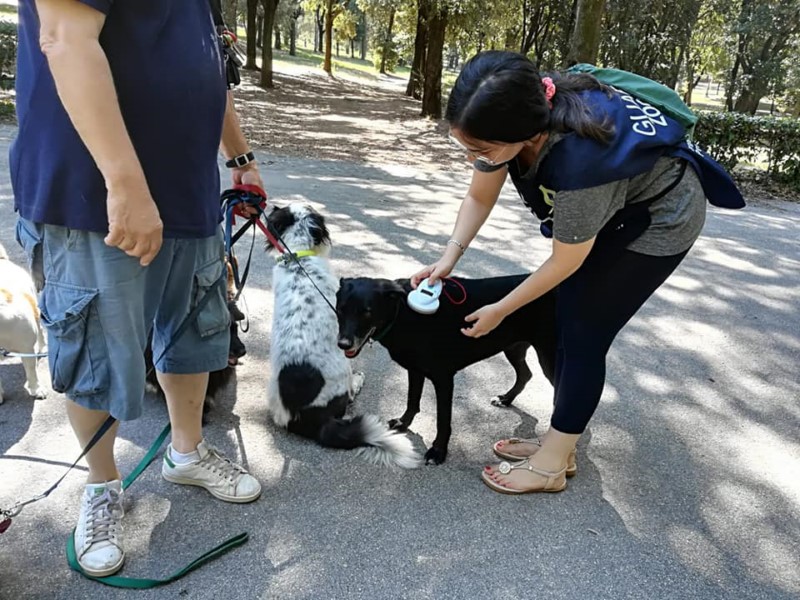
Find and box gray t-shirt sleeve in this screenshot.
[472,160,509,173]
[552,180,628,244]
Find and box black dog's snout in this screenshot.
[337,337,353,350]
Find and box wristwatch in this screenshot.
[225,151,255,168]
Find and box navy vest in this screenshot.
[507,88,745,238]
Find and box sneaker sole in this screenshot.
[78,554,125,578]
[162,472,262,503]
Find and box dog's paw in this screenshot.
[351,371,365,397]
[490,395,513,408]
[25,384,48,400]
[388,418,408,432]
[424,446,447,465]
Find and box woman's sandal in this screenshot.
[492,437,578,478]
[481,458,567,495]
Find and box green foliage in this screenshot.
[0,20,16,79]
[695,110,800,187]
[373,40,398,71]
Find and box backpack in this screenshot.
[566,63,698,139]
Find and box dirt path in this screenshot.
[232,64,464,172]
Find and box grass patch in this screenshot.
[0,98,16,122]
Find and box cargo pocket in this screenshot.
[193,259,230,338]
[40,283,110,396]
[15,218,44,292]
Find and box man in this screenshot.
[12,0,263,576]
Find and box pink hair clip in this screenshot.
[541,77,556,108]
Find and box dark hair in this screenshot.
[445,50,615,144]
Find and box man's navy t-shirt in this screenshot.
[11,0,227,238]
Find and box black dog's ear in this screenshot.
[306,210,330,248]
[229,303,246,322]
[380,279,406,301]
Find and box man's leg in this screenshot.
[34,222,173,577]
[65,402,121,483]
[156,234,261,503]
[158,372,207,453]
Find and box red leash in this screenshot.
[227,184,285,253]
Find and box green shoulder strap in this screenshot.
[567,63,698,138]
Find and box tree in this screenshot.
[260,0,281,87]
[600,0,703,88]
[406,0,430,98]
[727,0,800,114]
[276,0,303,55]
[334,8,360,58]
[566,0,605,65]
[683,1,729,105]
[357,0,403,72]
[223,0,239,32]
[421,0,447,118]
[245,0,260,69]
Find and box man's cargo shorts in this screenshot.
[15,218,230,420]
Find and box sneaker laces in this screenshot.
[200,444,248,483]
[84,489,123,546]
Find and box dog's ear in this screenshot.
[306,210,330,248]
[229,302,246,322]
[225,259,236,298]
[379,280,406,301]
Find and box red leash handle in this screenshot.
[442,277,467,305]
[227,184,284,253]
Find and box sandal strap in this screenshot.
[505,437,541,446]
[500,459,567,480]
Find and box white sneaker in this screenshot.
[162,440,261,503]
[74,480,125,577]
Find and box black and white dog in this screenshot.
[265,204,420,469]
[336,275,557,464]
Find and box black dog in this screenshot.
[336,274,556,464]
[145,300,247,420]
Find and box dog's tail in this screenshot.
[317,414,422,469]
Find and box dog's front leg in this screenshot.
[22,356,47,399]
[425,376,454,465]
[389,369,424,431]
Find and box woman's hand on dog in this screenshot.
[411,252,458,288]
[462,303,507,338]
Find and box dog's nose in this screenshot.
[337,337,353,350]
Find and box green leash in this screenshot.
[65,423,249,588]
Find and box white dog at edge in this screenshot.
[0,242,47,404]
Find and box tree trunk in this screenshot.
[360,15,367,59]
[260,0,280,88]
[289,16,298,56]
[323,0,334,75]
[337,40,340,58]
[274,26,282,50]
[223,0,238,31]
[566,0,605,66]
[421,4,447,119]
[316,6,325,53]
[245,0,259,69]
[406,0,429,99]
[733,79,768,114]
[350,38,355,57]
[726,0,752,111]
[256,14,263,48]
[379,6,396,74]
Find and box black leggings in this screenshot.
[550,243,689,434]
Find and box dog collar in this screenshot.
[274,250,318,266]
